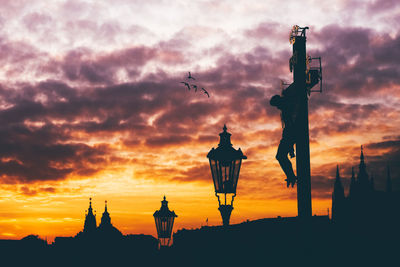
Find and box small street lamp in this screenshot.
[207,125,247,226]
[153,196,177,248]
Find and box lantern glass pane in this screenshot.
[170,217,175,235]
[209,159,219,192]
[162,219,166,236]
[164,221,167,236]
[229,160,234,188]
[159,218,163,236]
[216,161,222,192]
[155,216,175,238]
[232,159,242,192]
[168,217,173,236]
[159,218,165,238]
[210,157,243,193]
[155,217,161,236]
[219,162,225,192]
[221,164,232,192]
[166,217,170,235]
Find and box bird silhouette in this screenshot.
[192,84,198,92]
[201,87,209,98]
[187,72,196,80]
[180,81,191,91]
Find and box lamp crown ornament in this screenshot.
[219,124,232,147]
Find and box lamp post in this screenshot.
[153,196,177,248]
[207,125,247,226]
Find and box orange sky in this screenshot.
[0,124,395,242]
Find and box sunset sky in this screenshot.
[0,0,399,241]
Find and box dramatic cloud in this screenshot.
[0,23,399,190]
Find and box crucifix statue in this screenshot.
[270,25,322,218]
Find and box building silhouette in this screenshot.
[97,200,123,239]
[74,199,128,241]
[53,198,158,266]
[0,156,398,267]
[331,165,345,223]
[82,197,97,233]
[332,146,400,232]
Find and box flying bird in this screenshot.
[201,87,210,98]
[187,72,196,80]
[192,84,198,92]
[180,81,191,91]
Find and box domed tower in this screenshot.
[83,198,97,233]
[100,200,111,228]
[98,200,123,238]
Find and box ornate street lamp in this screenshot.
[207,125,247,226]
[153,196,177,248]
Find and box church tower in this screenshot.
[357,145,370,193]
[350,146,373,224]
[83,198,97,233]
[332,165,345,223]
[97,200,123,238]
[100,200,111,228]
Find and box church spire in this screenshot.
[87,198,97,216]
[100,200,111,228]
[359,145,366,173]
[336,165,340,180]
[96,199,123,238]
[386,165,392,193]
[357,145,369,188]
[83,197,97,233]
[88,198,93,214]
[332,165,345,223]
[360,145,364,162]
[334,165,344,196]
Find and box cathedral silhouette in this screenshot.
[332,146,400,233]
[73,198,123,240]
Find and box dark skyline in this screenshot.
[0,0,399,240]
